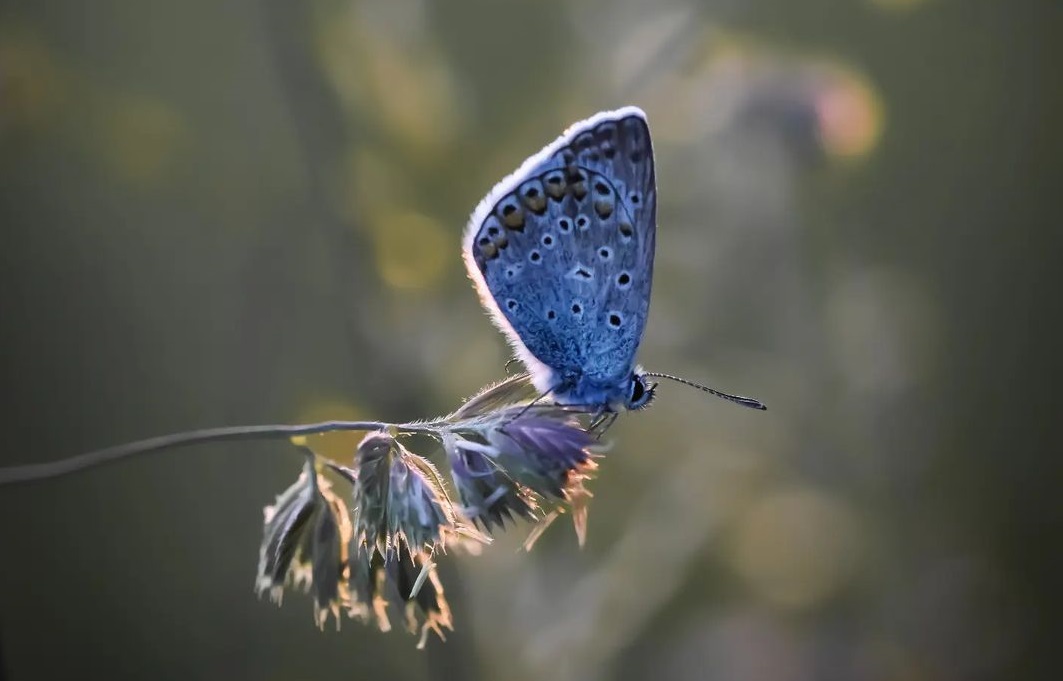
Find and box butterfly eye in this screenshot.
[506,299,518,311]
[558,218,571,232]
[608,313,622,328]
[629,192,641,205]
[627,375,655,410]
[630,377,644,403]
[576,216,589,230]
[529,250,542,263]
[570,302,583,315]
[598,247,612,260]
[616,271,632,288]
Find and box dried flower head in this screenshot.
[436,378,604,546]
[255,455,352,629]
[485,411,598,499]
[347,542,453,648]
[249,374,606,644]
[487,409,601,547]
[347,431,489,560]
[444,432,538,532]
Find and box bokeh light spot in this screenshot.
[815,69,884,159]
[294,396,368,463]
[315,7,462,160]
[0,29,63,136]
[373,211,449,289]
[729,487,862,609]
[826,268,940,397]
[100,95,186,184]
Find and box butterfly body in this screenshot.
[463,107,658,413]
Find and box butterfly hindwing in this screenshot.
[463,107,657,393]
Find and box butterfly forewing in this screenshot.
[463,107,657,390]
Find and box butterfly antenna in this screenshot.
[644,373,767,411]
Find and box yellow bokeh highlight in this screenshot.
[293,396,369,463]
[0,28,64,136]
[100,94,186,184]
[343,147,404,227]
[314,5,462,161]
[372,210,450,290]
[0,28,189,185]
[728,487,862,609]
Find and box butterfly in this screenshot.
[463,106,766,417]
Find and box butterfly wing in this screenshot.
[463,107,657,394]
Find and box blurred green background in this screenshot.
[0,0,1057,679]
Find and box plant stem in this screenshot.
[0,420,392,486]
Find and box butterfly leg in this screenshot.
[501,381,562,432]
[588,409,619,438]
[506,390,549,427]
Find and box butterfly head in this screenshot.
[625,371,657,411]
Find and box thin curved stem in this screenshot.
[0,420,392,487]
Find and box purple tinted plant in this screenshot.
[0,372,608,646]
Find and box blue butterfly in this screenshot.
[463,106,765,416]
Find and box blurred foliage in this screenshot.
[0,0,1057,680]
